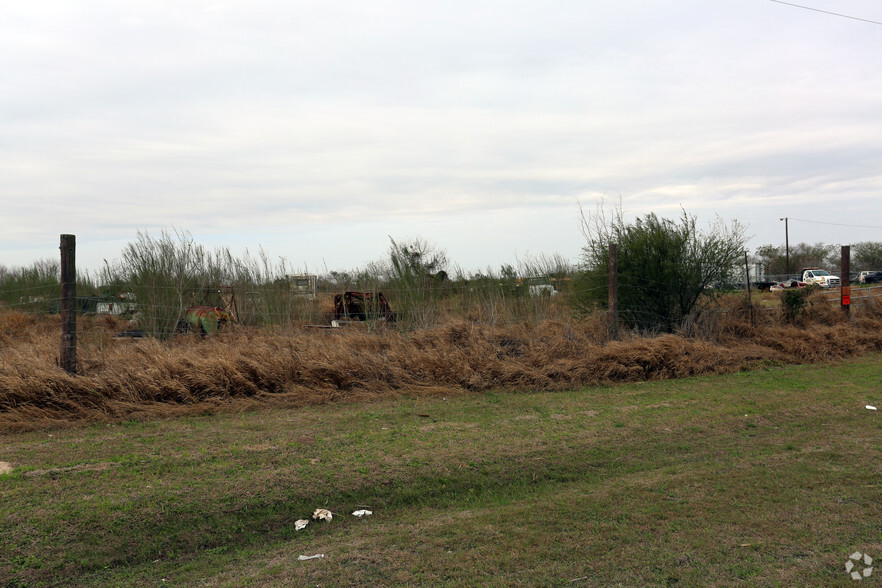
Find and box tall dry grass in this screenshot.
[3,290,882,431]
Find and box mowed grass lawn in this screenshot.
[2,354,881,587]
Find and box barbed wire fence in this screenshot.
[2,237,881,374]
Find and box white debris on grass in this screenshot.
[294,519,309,531]
[313,508,333,521]
[297,554,325,561]
[352,509,373,517]
[866,405,877,411]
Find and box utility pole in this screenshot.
[780,217,790,275]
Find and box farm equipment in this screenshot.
[174,284,238,336]
[332,292,395,323]
[176,306,234,336]
[769,280,808,292]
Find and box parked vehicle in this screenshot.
[859,271,880,284]
[528,284,558,297]
[801,268,841,288]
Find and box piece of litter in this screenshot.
[297,554,325,561]
[866,405,877,411]
[352,509,373,517]
[294,519,309,530]
[313,508,333,521]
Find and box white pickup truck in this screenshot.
[801,267,841,288]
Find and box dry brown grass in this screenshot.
[3,294,882,431]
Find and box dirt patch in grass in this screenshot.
[25,462,116,477]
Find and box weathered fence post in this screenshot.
[609,243,618,340]
[841,245,851,318]
[60,234,77,374]
[744,252,754,326]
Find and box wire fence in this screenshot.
[3,277,881,333]
[0,278,589,341]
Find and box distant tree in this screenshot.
[387,237,450,328]
[499,263,518,282]
[794,242,839,271]
[577,204,747,333]
[755,244,787,275]
[389,237,449,283]
[754,242,837,276]
[852,241,882,271]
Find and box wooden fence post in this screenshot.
[609,243,618,340]
[841,245,851,318]
[60,234,77,374]
[744,252,754,326]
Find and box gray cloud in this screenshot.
[3,1,882,272]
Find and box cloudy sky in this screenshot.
[3,0,882,274]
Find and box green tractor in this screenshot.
[176,306,234,336]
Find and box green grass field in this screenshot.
[2,354,881,586]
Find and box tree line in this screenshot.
[755,241,882,276]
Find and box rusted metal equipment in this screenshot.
[176,306,234,336]
[332,292,395,323]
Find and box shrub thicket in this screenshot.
[577,204,747,333]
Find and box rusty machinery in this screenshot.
[332,291,395,323]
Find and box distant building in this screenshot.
[289,274,317,299]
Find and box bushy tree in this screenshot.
[387,237,449,328]
[577,204,747,333]
[852,241,882,271]
[754,242,837,276]
[389,237,449,283]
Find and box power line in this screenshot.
[769,0,882,26]
[789,217,882,230]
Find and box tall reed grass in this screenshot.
[92,231,581,333]
[3,290,882,430]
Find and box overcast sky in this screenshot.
[3,0,882,275]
